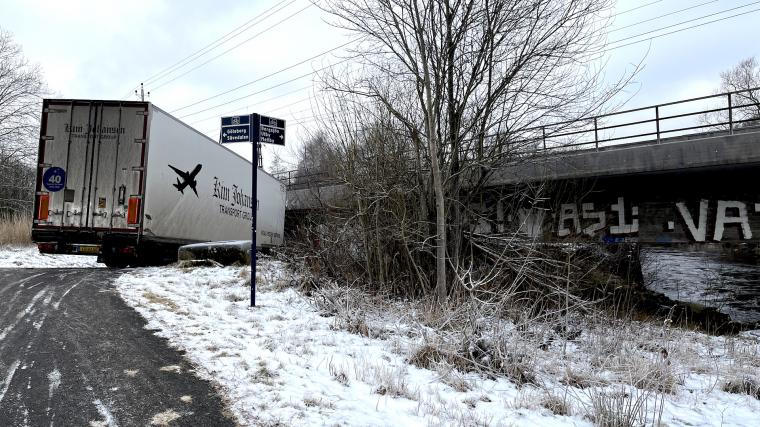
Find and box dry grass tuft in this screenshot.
[0,214,31,245]
[409,344,450,370]
[542,392,570,416]
[585,386,664,427]
[722,376,760,399]
[143,291,179,311]
[561,367,598,390]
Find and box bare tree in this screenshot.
[719,56,760,127]
[0,29,47,217]
[311,0,635,301]
[699,56,760,130]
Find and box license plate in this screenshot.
[77,245,100,255]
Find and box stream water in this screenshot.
[641,247,760,324]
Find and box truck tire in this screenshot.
[103,255,129,268]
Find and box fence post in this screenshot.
[728,93,733,134]
[655,106,660,143]
[593,117,599,151]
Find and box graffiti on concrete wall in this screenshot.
[674,200,756,242]
[549,198,758,242]
[557,197,638,237]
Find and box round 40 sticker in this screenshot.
[43,167,66,192]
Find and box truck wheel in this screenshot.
[102,254,129,268]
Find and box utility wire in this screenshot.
[144,0,296,86]
[121,0,295,98]
[614,0,663,16]
[151,2,316,92]
[179,56,352,119]
[187,2,760,126]
[190,86,313,125]
[172,38,357,113]
[608,0,760,45]
[609,0,718,33]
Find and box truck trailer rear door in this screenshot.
[34,101,148,233]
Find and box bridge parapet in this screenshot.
[277,85,760,191]
[489,129,760,185]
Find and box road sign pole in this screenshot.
[251,113,259,308]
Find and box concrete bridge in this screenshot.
[277,88,760,245]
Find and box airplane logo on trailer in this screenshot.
[168,163,202,197]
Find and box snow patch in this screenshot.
[123,369,139,377]
[92,399,118,427]
[48,369,61,399]
[0,360,21,405]
[159,365,181,374]
[114,260,760,427]
[0,245,102,268]
[149,409,181,426]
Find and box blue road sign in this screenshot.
[252,114,286,146]
[43,167,66,192]
[221,124,251,144]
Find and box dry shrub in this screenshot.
[409,344,451,370]
[440,370,472,393]
[328,358,349,386]
[311,282,388,338]
[371,365,416,400]
[561,367,598,390]
[0,214,31,245]
[224,291,246,303]
[585,386,664,427]
[722,376,760,399]
[542,392,570,416]
[411,334,538,387]
[631,361,679,395]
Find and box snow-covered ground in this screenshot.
[115,259,760,426]
[0,245,102,268]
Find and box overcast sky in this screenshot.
[2,0,759,170]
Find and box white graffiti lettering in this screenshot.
[714,200,752,241]
[676,200,708,242]
[610,197,638,235]
[582,202,605,236]
[558,203,579,237]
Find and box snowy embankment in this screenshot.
[0,245,102,268]
[114,259,760,426]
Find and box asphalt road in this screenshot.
[0,268,235,426]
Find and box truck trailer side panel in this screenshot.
[256,167,286,247]
[142,106,257,243]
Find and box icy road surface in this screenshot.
[0,268,234,426]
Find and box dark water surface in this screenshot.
[641,247,760,323]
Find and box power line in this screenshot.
[144,0,296,86]
[179,56,352,119]
[607,2,760,47]
[121,0,296,98]
[609,0,718,33]
[614,0,663,17]
[190,86,313,125]
[186,2,760,126]
[151,2,316,92]
[172,38,357,113]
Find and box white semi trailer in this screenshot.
[31,99,285,267]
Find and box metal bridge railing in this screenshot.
[275,86,760,189]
